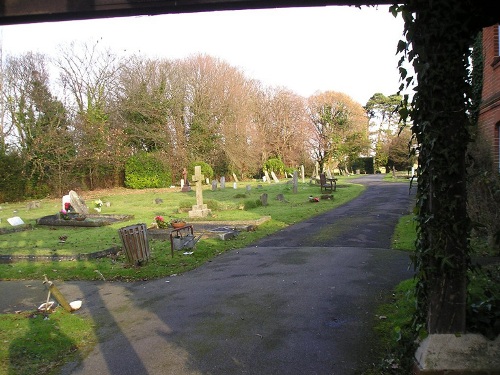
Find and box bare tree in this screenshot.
[56,41,127,189]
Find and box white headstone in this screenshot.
[264,171,271,184]
[7,216,24,226]
[271,171,279,183]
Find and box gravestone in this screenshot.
[260,193,268,206]
[264,171,271,183]
[211,180,217,191]
[276,193,288,202]
[7,216,24,226]
[220,176,226,189]
[292,171,298,194]
[271,171,279,183]
[69,190,89,215]
[181,167,191,192]
[188,166,212,218]
[246,185,251,193]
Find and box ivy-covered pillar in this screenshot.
[408,0,474,334]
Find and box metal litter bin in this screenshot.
[118,223,150,265]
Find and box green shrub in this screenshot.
[263,158,285,176]
[0,152,27,202]
[125,152,172,189]
[188,161,213,182]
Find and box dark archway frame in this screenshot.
[1,0,499,335]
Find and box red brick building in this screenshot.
[478,24,500,171]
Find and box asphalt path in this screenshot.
[1,175,416,375]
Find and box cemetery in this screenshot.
[0,170,360,274]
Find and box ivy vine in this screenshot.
[391,0,496,334]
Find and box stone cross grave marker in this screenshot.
[293,170,298,193]
[189,166,212,218]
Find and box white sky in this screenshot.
[0,5,406,105]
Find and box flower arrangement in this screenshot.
[155,215,169,229]
[59,209,70,220]
[94,199,103,213]
[170,218,187,228]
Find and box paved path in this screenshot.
[1,175,416,375]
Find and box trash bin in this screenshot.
[118,223,150,265]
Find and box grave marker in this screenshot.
[188,166,212,218]
[271,171,279,183]
[292,171,298,193]
[69,190,89,215]
[264,170,271,183]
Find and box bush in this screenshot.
[188,161,213,183]
[125,152,172,189]
[0,152,27,202]
[263,158,285,176]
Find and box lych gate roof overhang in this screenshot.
[1,0,394,26]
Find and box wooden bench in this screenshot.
[319,173,337,192]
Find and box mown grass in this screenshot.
[0,309,97,375]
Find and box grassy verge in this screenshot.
[367,213,500,374]
[0,309,97,375]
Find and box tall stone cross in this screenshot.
[189,166,212,218]
[192,166,204,207]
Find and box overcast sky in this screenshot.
[0,5,406,105]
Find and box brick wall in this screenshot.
[478,24,500,172]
